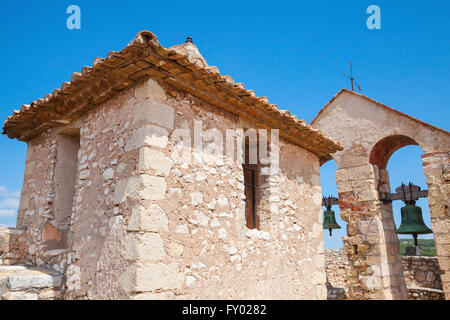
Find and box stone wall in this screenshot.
[325,249,444,300]
[407,287,444,300]
[117,78,327,300]
[14,77,328,299]
[62,86,140,299]
[15,83,142,299]
[325,249,348,299]
[0,228,27,266]
[15,129,70,271]
[338,164,407,300]
[0,265,63,300]
[422,152,450,299]
[402,256,442,290]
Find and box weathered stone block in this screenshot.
[335,169,349,182]
[358,219,380,235]
[139,147,173,176]
[431,219,450,235]
[436,257,450,271]
[133,99,174,130]
[121,262,181,292]
[134,78,166,101]
[125,125,169,151]
[348,235,364,245]
[113,175,166,204]
[124,233,165,262]
[360,275,381,291]
[429,204,448,218]
[348,164,377,181]
[337,181,353,193]
[357,189,379,202]
[435,233,450,244]
[436,244,450,258]
[8,272,63,290]
[127,204,169,232]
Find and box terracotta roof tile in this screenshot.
[3,31,343,160]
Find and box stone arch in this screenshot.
[369,135,419,169]
[312,89,450,300]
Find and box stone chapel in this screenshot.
[0,31,448,300]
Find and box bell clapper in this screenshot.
[329,229,332,236]
[413,233,418,247]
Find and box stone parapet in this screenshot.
[325,249,349,300]
[0,265,64,300]
[402,256,442,290]
[325,249,444,300]
[0,228,27,266]
[407,287,445,300]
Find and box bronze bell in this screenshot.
[323,206,341,236]
[396,200,432,246]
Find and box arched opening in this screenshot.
[387,146,435,255]
[370,136,435,256]
[370,136,442,299]
[386,146,442,298]
[370,135,419,169]
[320,159,347,249]
[320,159,348,300]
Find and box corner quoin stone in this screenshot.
[124,125,169,151]
[133,99,174,130]
[121,262,182,293]
[138,147,173,176]
[127,204,169,233]
[113,175,167,204]
[134,78,166,101]
[124,232,165,262]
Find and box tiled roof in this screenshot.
[3,31,342,160]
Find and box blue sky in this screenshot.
[0,1,448,248]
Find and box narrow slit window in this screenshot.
[243,138,259,229]
[244,166,257,229]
